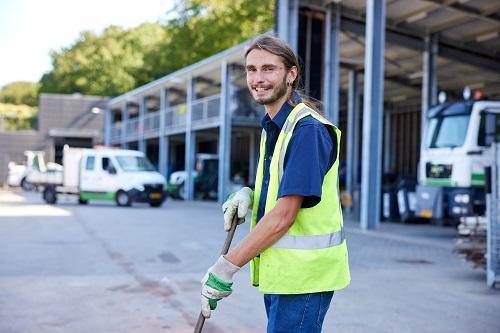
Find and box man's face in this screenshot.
[245,49,289,106]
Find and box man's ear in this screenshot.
[288,66,298,85]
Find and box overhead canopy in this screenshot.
[304,0,500,103]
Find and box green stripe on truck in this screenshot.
[80,192,115,201]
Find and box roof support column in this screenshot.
[138,97,146,153]
[121,104,129,149]
[104,108,112,146]
[218,62,232,204]
[421,33,438,138]
[276,0,299,52]
[159,88,169,178]
[361,0,386,230]
[346,70,360,215]
[323,3,341,125]
[184,77,195,201]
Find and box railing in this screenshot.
[112,92,262,141]
[126,118,140,139]
[110,126,121,142]
[165,104,187,131]
[143,111,161,136]
[192,94,221,127]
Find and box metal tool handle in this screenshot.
[193,213,239,333]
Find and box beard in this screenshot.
[252,76,288,106]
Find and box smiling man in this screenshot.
[200,35,350,332]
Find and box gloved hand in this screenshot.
[201,255,240,318]
[222,187,254,231]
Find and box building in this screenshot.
[1,93,108,183]
[105,0,500,229]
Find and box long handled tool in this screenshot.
[193,213,239,333]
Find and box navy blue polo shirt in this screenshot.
[256,96,337,223]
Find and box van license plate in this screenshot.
[420,209,432,218]
[150,193,162,199]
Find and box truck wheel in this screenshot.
[177,184,186,200]
[21,178,33,191]
[44,187,57,204]
[116,190,131,207]
[78,198,88,205]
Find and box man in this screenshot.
[200,35,350,332]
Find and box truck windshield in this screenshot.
[426,114,470,148]
[115,156,156,172]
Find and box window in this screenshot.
[102,157,113,171]
[426,114,470,148]
[478,112,500,146]
[86,156,95,170]
[115,156,156,172]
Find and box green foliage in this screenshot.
[39,0,274,96]
[40,23,167,96]
[156,0,274,74]
[0,103,38,131]
[0,81,41,107]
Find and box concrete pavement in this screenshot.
[0,189,498,333]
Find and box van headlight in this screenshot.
[454,194,470,204]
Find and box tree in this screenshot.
[0,81,40,107]
[39,0,274,96]
[0,103,38,131]
[40,23,167,96]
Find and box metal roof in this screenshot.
[326,0,500,103]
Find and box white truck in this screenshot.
[6,151,61,190]
[29,146,166,207]
[415,90,500,222]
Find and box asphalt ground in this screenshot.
[0,189,499,333]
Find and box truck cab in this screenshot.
[416,96,500,221]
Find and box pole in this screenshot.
[193,213,239,332]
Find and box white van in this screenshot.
[30,146,166,207]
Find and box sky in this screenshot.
[0,0,174,88]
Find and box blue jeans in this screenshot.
[264,291,334,333]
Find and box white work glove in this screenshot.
[222,187,254,231]
[201,255,240,318]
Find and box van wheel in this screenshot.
[44,187,57,204]
[116,190,131,207]
[78,198,88,205]
[149,201,162,207]
[21,178,33,191]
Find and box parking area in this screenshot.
[0,189,499,333]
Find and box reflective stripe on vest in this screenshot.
[271,227,345,250]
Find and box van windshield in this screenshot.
[115,156,156,172]
[425,114,470,148]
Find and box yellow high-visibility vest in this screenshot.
[250,103,350,294]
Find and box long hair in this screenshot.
[244,34,323,115]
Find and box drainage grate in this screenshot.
[158,251,181,263]
[393,258,434,264]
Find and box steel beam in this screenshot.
[138,97,146,153]
[346,70,360,215]
[361,0,386,230]
[218,62,232,203]
[421,34,438,138]
[277,0,299,52]
[121,104,128,149]
[184,77,195,201]
[323,3,341,125]
[159,88,169,178]
[104,109,112,146]
[341,14,500,73]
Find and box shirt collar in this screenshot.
[260,92,303,130]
